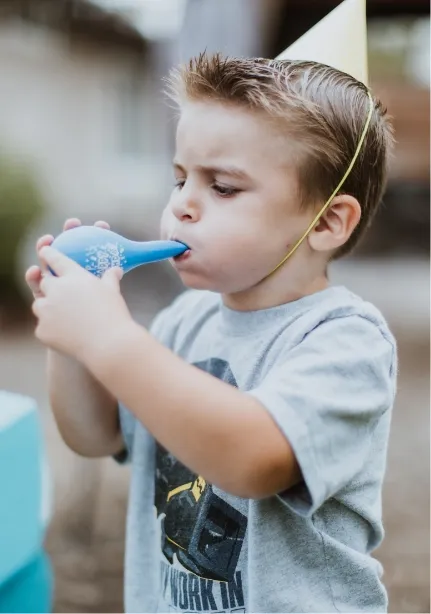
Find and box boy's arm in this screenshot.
[84,322,302,499]
[48,350,124,457]
[83,313,394,503]
[35,248,394,502]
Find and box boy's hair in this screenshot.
[166,52,394,257]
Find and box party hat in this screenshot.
[276,0,368,86]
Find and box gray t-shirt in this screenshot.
[117,286,397,613]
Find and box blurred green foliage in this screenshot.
[0,154,46,307]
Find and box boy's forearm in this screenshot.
[47,350,124,457]
[83,322,300,498]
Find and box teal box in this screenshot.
[0,551,52,613]
[0,391,42,584]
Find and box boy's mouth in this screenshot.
[171,237,191,261]
[173,249,191,262]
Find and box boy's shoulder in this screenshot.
[306,286,396,348]
[150,286,396,352]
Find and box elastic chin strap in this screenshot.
[268,89,374,277]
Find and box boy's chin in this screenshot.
[179,275,216,291]
[176,270,223,293]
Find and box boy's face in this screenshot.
[161,101,310,294]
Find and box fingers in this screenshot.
[26,266,54,299]
[37,219,109,253]
[39,246,81,277]
[36,236,54,273]
[32,296,46,319]
[38,271,53,297]
[63,218,110,231]
[35,219,110,273]
[36,234,54,253]
[25,265,44,297]
[94,220,110,229]
[63,218,82,231]
[102,266,123,289]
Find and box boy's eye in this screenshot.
[174,179,185,190]
[212,183,239,197]
[173,179,239,197]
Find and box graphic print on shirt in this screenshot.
[155,358,248,613]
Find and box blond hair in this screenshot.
[166,52,394,257]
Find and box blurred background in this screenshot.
[0,0,429,612]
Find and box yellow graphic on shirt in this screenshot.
[167,476,207,503]
[167,482,192,502]
[155,357,246,589]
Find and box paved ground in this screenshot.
[0,257,429,613]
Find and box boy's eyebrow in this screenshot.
[173,161,250,181]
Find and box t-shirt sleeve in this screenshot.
[114,403,137,464]
[247,314,396,516]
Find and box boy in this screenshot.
[26,3,397,612]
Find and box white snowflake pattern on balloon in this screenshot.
[84,243,127,277]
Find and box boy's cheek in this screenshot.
[159,207,173,240]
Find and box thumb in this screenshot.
[102,266,123,289]
[39,246,81,277]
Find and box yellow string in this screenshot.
[269,89,374,276]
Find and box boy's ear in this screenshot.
[308,194,361,253]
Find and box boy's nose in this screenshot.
[171,193,201,223]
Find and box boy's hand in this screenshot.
[25,218,111,299]
[31,245,132,363]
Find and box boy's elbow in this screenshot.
[59,427,125,459]
[219,452,302,500]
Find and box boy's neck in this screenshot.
[222,268,329,312]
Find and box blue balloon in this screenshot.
[50,226,188,277]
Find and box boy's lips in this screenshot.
[173,249,192,263]
[170,237,192,261]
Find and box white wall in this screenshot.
[0,17,172,241]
